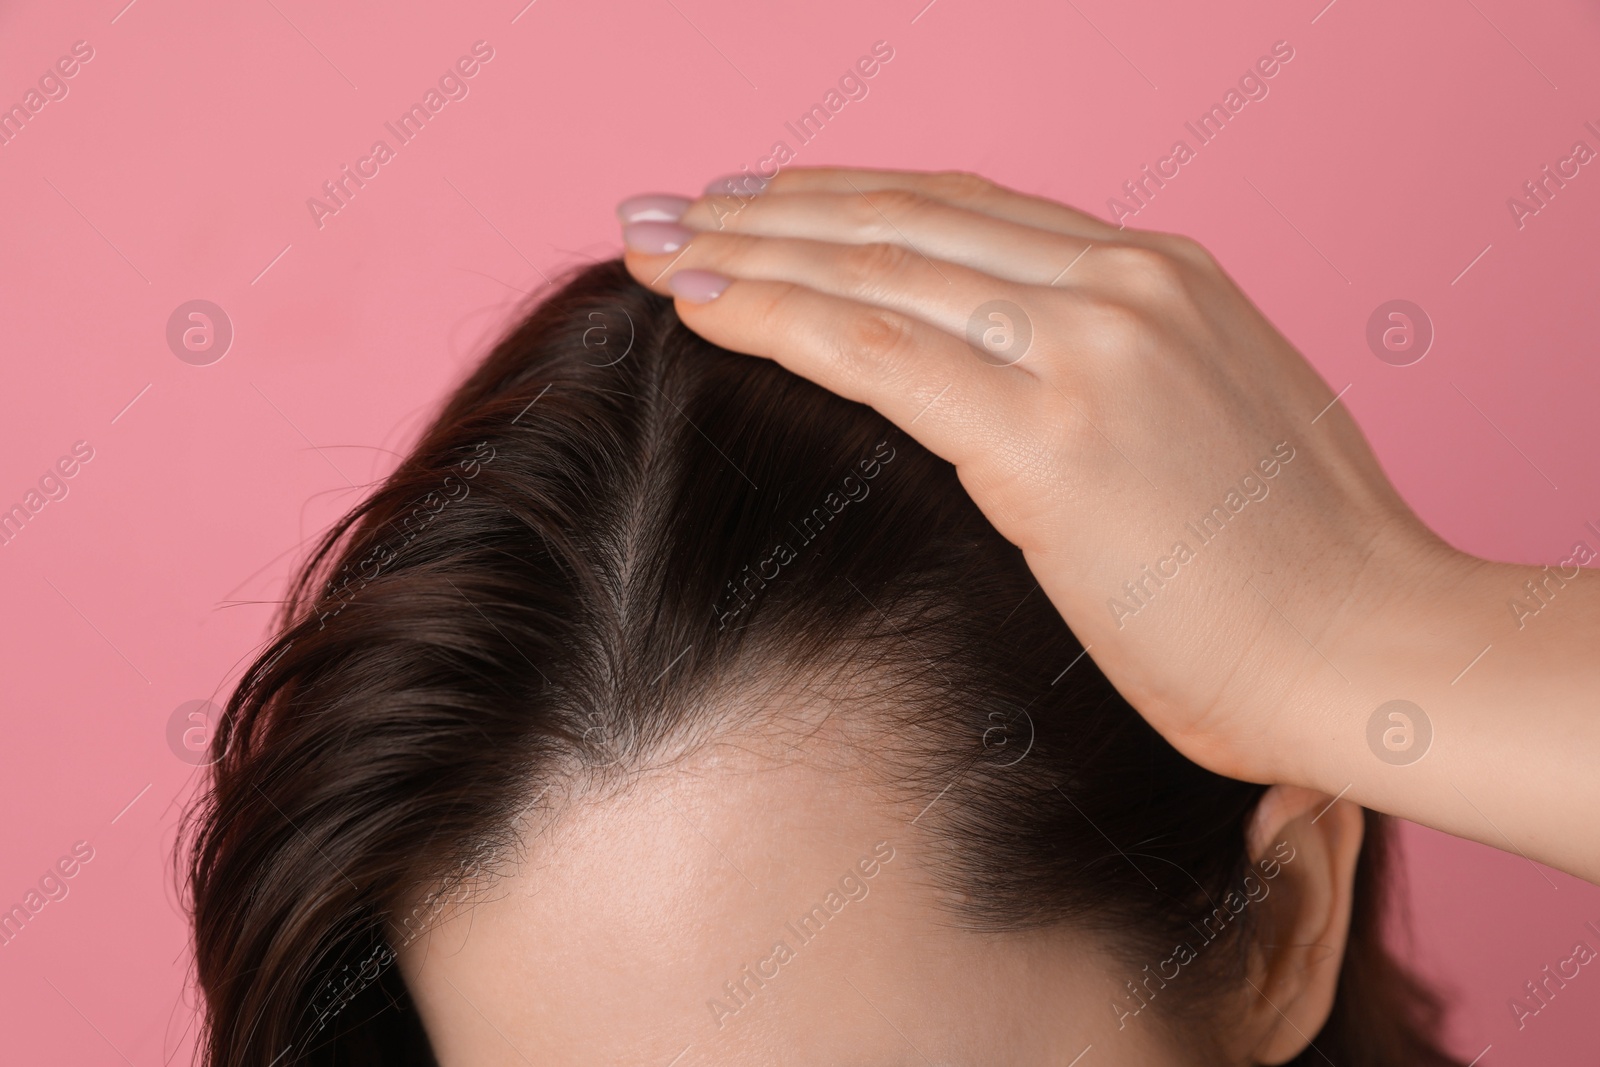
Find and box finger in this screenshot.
[709,166,1125,243]
[682,190,1105,290]
[623,232,1061,367]
[659,276,1030,473]
[700,168,1214,274]
[675,190,1195,304]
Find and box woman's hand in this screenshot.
[616,167,1442,784]
[615,167,1600,883]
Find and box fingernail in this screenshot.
[668,269,730,303]
[622,221,694,254]
[704,173,769,197]
[616,194,692,224]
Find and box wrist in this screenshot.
[1300,539,1600,880]
[1285,534,1488,796]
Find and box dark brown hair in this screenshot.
[183,259,1460,1065]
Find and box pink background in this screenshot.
[2,0,1599,1061]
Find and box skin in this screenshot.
[399,716,1364,1066]
[614,167,1600,886]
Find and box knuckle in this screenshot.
[1144,231,1218,275]
[1106,244,1188,302]
[1167,233,1217,271]
[924,170,993,200]
[839,306,917,370]
[1108,243,1179,281]
[1083,299,1156,356]
[839,240,917,289]
[857,188,930,231]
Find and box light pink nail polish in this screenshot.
[616,194,692,223]
[622,221,694,254]
[704,173,769,197]
[668,270,730,303]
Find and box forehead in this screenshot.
[396,733,1154,1066]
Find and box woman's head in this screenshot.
[185,259,1458,1065]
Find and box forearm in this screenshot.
[1305,547,1600,883]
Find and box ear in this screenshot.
[1231,785,1365,1066]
